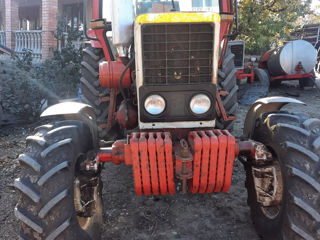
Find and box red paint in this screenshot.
[98,130,238,195]
[236,69,255,83]
[216,91,237,122]
[98,140,126,165]
[156,132,168,195]
[87,29,102,48]
[148,133,159,195]
[235,141,255,157]
[188,131,202,194]
[221,130,236,192]
[214,130,227,192]
[258,50,273,69]
[164,133,176,195]
[99,60,131,88]
[221,0,232,13]
[270,72,314,82]
[187,130,236,194]
[95,28,113,61]
[198,131,210,193]
[116,101,138,130]
[139,133,152,195]
[219,21,232,67]
[92,0,100,20]
[131,133,143,196]
[206,130,219,193]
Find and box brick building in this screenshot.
[0,0,92,60]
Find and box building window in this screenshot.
[205,0,213,6]
[63,3,83,31]
[19,6,40,30]
[192,0,202,7]
[192,0,219,12]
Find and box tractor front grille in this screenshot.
[141,23,214,85]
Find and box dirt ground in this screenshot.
[1,82,320,240]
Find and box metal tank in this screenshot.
[267,40,317,76]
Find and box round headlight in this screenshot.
[190,94,211,115]
[144,94,166,115]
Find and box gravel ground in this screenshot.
[1,82,320,240]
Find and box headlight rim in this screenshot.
[189,93,212,116]
[143,94,167,116]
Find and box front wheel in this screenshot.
[14,120,103,240]
[245,112,320,240]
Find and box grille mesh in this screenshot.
[142,23,214,85]
[230,44,245,68]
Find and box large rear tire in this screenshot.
[245,112,320,239]
[14,120,103,240]
[217,47,238,130]
[81,46,121,140]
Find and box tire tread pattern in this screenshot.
[217,47,238,130]
[246,112,320,240]
[14,121,93,240]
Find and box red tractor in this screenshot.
[14,1,320,239]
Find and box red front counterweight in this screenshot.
[98,130,263,195]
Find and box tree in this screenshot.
[237,0,312,54]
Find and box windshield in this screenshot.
[134,0,220,16]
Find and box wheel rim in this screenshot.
[257,161,284,220]
[74,176,103,239]
[261,204,281,220]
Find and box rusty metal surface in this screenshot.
[252,162,283,207]
[216,91,237,122]
[174,139,193,194]
[116,101,138,130]
[107,89,118,128]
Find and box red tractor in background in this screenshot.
[230,39,317,96]
[14,1,320,240]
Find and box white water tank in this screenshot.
[267,40,317,76]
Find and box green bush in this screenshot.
[37,16,83,101]
[0,16,84,123]
[0,58,43,121]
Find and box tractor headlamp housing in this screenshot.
[139,84,216,123]
[144,94,166,115]
[190,94,211,115]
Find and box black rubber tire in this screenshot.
[81,46,110,139]
[270,80,282,88]
[14,120,103,240]
[254,68,270,88]
[217,47,238,130]
[299,77,315,89]
[245,112,320,240]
